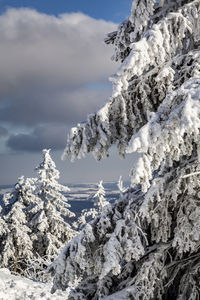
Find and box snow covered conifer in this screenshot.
[31,149,76,258]
[49,1,200,299]
[117,176,127,197]
[0,154,76,280]
[93,180,109,212]
[74,181,110,230]
[0,176,34,274]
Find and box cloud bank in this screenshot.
[0,127,8,138]
[7,125,68,151]
[0,8,118,152]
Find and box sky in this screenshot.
[0,0,134,185]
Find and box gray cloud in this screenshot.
[7,125,69,151]
[0,88,111,126]
[0,127,8,137]
[0,8,117,98]
[0,8,119,152]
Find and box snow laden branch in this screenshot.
[62,0,200,162]
[127,77,200,192]
[106,0,195,62]
[105,0,157,62]
[49,156,200,299]
[48,190,147,296]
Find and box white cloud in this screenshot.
[0,8,118,98]
[0,8,119,152]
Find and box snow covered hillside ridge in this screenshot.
[49,0,200,299]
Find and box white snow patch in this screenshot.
[0,268,69,300]
[101,287,129,300]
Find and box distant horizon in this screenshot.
[0,179,131,189]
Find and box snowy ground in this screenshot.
[0,268,128,300]
[0,268,69,300]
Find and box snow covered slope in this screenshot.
[0,268,127,300]
[0,268,69,300]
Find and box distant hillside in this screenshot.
[0,182,129,215]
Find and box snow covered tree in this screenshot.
[93,180,109,212]
[73,181,110,230]
[48,0,200,299]
[31,149,76,258]
[0,176,34,274]
[0,151,76,281]
[117,176,127,197]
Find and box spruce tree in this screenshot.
[31,149,76,258]
[49,1,200,299]
[73,181,110,230]
[0,151,76,281]
[0,176,34,274]
[93,181,109,212]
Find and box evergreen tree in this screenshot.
[0,176,34,274]
[31,149,76,258]
[74,181,110,230]
[0,150,76,281]
[49,1,200,299]
[117,176,127,197]
[93,180,109,212]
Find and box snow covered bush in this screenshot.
[48,0,200,299]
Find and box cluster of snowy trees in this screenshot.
[46,0,200,299]
[0,149,76,280]
[0,149,111,282]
